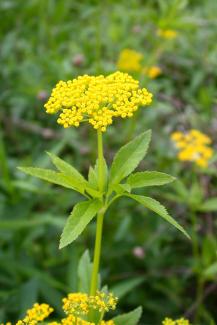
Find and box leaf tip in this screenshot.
[59,239,66,249]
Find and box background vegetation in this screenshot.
[0,0,217,324]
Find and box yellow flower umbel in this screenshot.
[44,71,152,132]
[162,317,191,325]
[4,293,116,325]
[117,49,143,72]
[171,130,213,168]
[63,293,89,316]
[62,291,117,318]
[143,66,162,79]
[16,303,53,325]
[89,291,118,313]
[157,29,177,39]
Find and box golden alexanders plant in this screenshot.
[19,71,189,324]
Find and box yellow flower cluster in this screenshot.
[143,66,162,79]
[117,49,143,72]
[3,292,117,325]
[63,293,89,316]
[63,291,118,316]
[48,315,94,325]
[162,317,190,325]
[89,291,118,312]
[157,29,177,39]
[171,130,213,167]
[44,72,152,132]
[49,317,114,325]
[16,303,53,325]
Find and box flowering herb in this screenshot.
[18,72,189,324]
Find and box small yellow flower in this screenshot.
[48,315,95,325]
[16,303,53,325]
[89,291,118,313]
[171,129,213,168]
[44,72,152,132]
[176,318,191,325]
[143,66,162,79]
[162,318,176,325]
[157,29,177,39]
[162,317,190,325]
[117,49,143,72]
[62,291,117,317]
[48,315,114,325]
[61,315,94,325]
[63,293,89,316]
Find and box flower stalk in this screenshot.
[90,130,105,296]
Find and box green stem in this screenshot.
[90,130,105,296]
[90,210,104,296]
[95,0,102,74]
[97,130,104,193]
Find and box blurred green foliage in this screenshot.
[0,0,217,324]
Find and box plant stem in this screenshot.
[90,210,104,295]
[90,130,105,296]
[97,130,104,192]
[95,0,102,74]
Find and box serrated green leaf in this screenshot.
[127,171,175,188]
[199,198,217,212]
[47,151,86,184]
[110,130,151,185]
[126,194,190,239]
[18,167,84,193]
[112,306,142,325]
[59,200,101,249]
